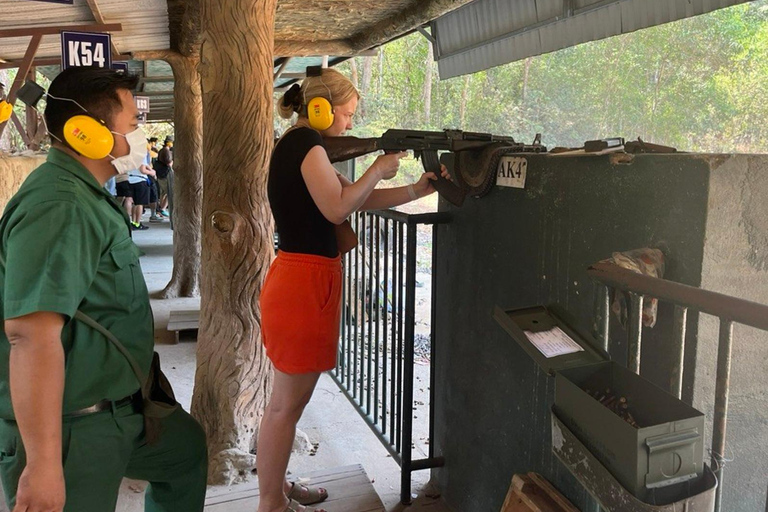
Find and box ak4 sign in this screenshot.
[496,156,527,189]
[61,31,112,70]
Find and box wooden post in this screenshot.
[0,34,41,139]
[192,0,277,484]
[25,67,39,150]
[162,54,203,299]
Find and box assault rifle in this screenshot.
[323,129,545,207]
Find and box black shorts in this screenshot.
[115,180,132,198]
[130,181,151,205]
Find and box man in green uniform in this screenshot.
[0,67,207,511]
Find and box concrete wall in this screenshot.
[431,153,768,511]
[694,155,768,511]
[0,153,46,212]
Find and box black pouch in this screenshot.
[74,312,179,444]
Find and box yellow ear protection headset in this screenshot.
[51,95,115,160]
[305,66,334,131]
[0,81,11,123]
[16,80,115,159]
[0,100,12,124]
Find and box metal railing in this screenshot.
[588,261,768,512]
[330,209,449,505]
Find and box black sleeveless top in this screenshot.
[268,127,338,257]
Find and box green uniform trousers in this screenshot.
[0,398,208,511]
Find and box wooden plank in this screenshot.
[205,464,384,512]
[501,474,580,512]
[167,309,200,332]
[0,23,122,39]
[0,53,132,70]
[527,473,580,512]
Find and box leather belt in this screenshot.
[65,391,141,418]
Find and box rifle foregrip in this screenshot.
[421,150,466,207]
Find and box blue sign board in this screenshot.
[112,61,129,72]
[30,0,74,4]
[61,31,112,70]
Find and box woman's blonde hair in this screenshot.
[278,68,359,120]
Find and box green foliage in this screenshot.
[276,0,768,155]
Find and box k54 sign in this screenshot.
[61,31,112,69]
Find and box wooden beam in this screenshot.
[25,66,40,149]
[0,23,122,39]
[10,113,32,147]
[273,57,291,81]
[0,53,132,70]
[140,76,175,83]
[274,39,355,56]
[84,0,121,56]
[349,0,475,52]
[141,91,175,97]
[0,34,42,139]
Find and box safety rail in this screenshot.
[588,261,768,512]
[330,209,449,505]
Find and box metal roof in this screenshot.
[430,0,755,79]
[0,0,169,60]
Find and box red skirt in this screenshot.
[260,250,342,374]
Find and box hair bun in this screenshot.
[283,83,302,112]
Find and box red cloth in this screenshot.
[260,250,342,374]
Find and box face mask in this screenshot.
[110,127,148,174]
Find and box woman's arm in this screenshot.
[301,146,405,224]
[337,167,451,211]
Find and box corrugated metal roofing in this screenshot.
[431,0,755,79]
[0,0,169,61]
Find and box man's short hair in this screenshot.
[45,66,139,145]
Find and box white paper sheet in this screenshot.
[523,326,584,358]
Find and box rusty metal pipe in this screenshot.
[588,262,768,331]
[713,319,734,512]
[671,305,688,399]
[628,293,644,374]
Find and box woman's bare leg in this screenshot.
[256,369,321,512]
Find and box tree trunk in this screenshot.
[522,57,532,101]
[349,57,359,90]
[192,0,277,486]
[377,50,384,96]
[423,43,434,126]
[460,75,470,127]
[360,56,374,119]
[160,54,203,299]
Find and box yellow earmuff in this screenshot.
[63,114,114,160]
[0,100,13,124]
[307,96,334,131]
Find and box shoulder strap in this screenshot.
[73,310,148,398]
[0,228,147,397]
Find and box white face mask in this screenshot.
[110,127,148,175]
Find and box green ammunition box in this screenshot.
[494,305,706,504]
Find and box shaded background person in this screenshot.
[0,66,207,512]
[154,136,173,219]
[258,67,450,512]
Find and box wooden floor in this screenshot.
[205,464,385,512]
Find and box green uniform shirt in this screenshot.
[0,148,154,420]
